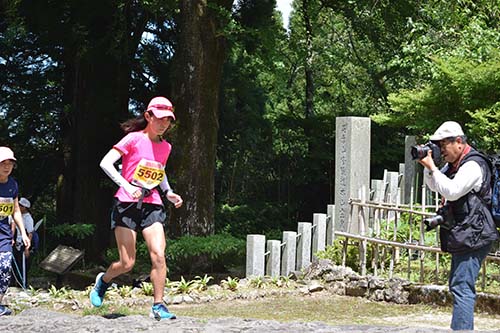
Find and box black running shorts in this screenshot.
[111,200,166,232]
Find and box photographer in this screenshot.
[418,121,498,331]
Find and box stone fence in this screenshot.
[246,205,334,278]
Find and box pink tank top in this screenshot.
[113,131,172,205]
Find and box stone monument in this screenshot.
[334,117,370,234]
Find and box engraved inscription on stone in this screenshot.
[39,245,85,275]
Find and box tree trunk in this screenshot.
[56,2,144,259]
[169,0,233,237]
[302,0,315,119]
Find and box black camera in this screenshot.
[423,205,450,231]
[411,141,441,162]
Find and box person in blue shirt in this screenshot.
[0,147,30,316]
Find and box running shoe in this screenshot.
[90,272,110,307]
[150,303,176,320]
[0,304,12,316]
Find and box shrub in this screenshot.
[166,233,245,275]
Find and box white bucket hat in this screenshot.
[19,197,31,209]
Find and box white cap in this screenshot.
[429,121,465,141]
[19,197,31,209]
[147,96,175,120]
[0,146,16,163]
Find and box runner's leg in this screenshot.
[103,226,137,282]
[142,222,166,303]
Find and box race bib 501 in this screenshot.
[0,197,14,217]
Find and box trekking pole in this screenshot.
[22,251,26,289]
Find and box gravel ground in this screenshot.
[2,308,499,333]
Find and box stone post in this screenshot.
[399,163,405,205]
[326,204,335,246]
[386,171,399,205]
[281,231,297,276]
[296,223,311,270]
[404,136,417,205]
[246,234,265,277]
[312,213,327,259]
[370,179,383,202]
[335,117,371,234]
[266,240,281,277]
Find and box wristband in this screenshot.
[161,188,173,196]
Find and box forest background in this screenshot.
[1,0,499,274]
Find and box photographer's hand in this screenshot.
[418,150,438,172]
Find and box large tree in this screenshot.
[169,0,234,236]
[15,0,155,258]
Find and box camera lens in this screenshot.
[423,215,444,231]
[411,145,429,160]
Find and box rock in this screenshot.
[327,281,346,296]
[172,295,184,304]
[345,280,368,297]
[290,270,304,280]
[302,259,358,282]
[370,289,385,302]
[308,281,324,293]
[368,277,386,290]
[299,286,310,295]
[183,295,194,303]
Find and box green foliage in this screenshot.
[166,233,245,275]
[378,55,500,150]
[170,276,195,294]
[468,102,500,152]
[48,285,74,299]
[216,203,293,237]
[140,282,154,296]
[316,239,360,269]
[221,276,239,291]
[248,275,265,288]
[193,274,214,292]
[373,1,500,149]
[28,286,42,296]
[117,285,133,298]
[82,304,133,317]
[49,223,95,240]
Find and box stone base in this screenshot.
[303,259,500,314]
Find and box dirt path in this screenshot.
[3,307,500,333]
[0,308,454,333]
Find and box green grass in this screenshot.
[171,291,500,330]
[173,292,443,325]
[82,304,139,317]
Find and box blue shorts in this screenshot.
[111,200,166,232]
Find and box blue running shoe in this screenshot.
[90,272,110,307]
[150,303,176,321]
[0,305,12,316]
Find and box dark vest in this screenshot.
[440,149,498,254]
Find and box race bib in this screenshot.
[132,159,165,189]
[0,197,14,217]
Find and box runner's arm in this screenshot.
[100,148,138,195]
[159,174,183,208]
[12,198,30,248]
[159,174,173,194]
